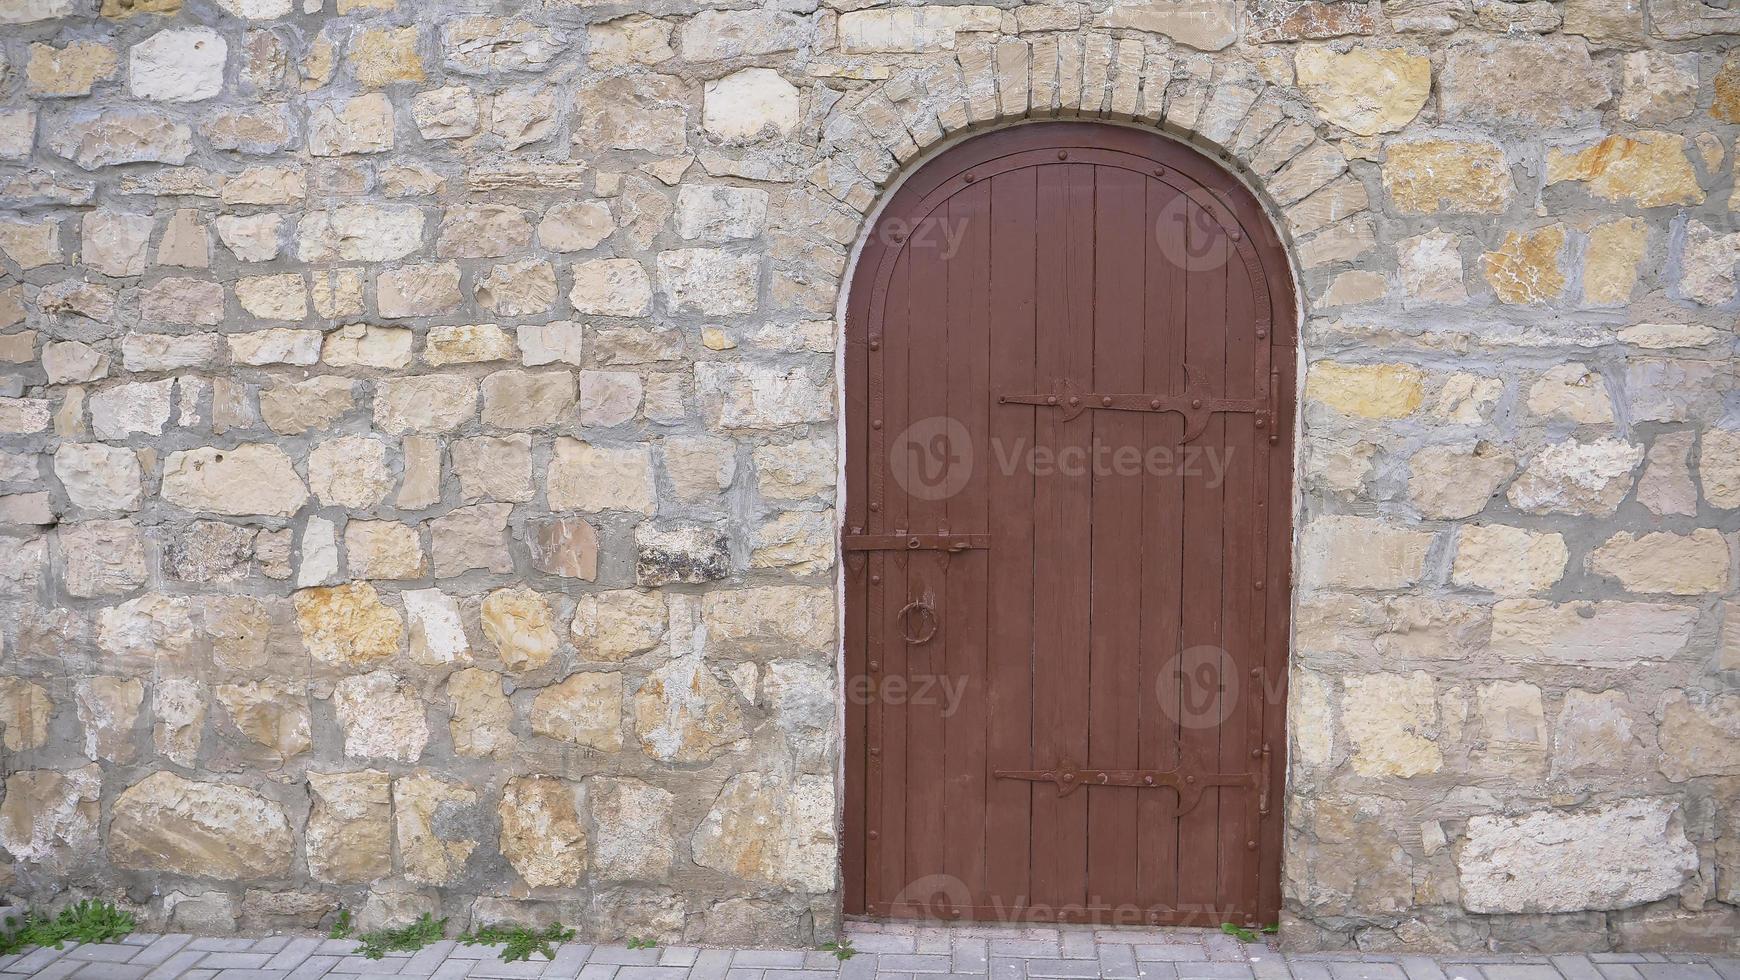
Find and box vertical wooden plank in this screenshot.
[1029,161,1095,911]
[944,184,992,908]
[842,228,875,915]
[1085,164,1147,914]
[1175,197,1227,924]
[1136,176,1188,918]
[903,209,951,908]
[984,167,1039,915]
[1215,227,1258,921]
[877,250,913,911]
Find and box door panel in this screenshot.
[843,122,1297,927]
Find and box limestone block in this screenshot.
[1457,799,1696,913]
[1587,529,1730,595]
[1299,516,1432,590]
[1451,524,1567,595]
[499,776,587,887]
[110,772,293,878]
[530,672,622,750]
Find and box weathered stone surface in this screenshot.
[374,375,478,433]
[294,582,403,667]
[54,442,141,511]
[1587,530,1730,596]
[1490,599,1699,666]
[447,668,512,759]
[129,29,226,102]
[531,672,622,750]
[76,677,142,762]
[588,777,674,882]
[692,773,835,891]
[0,678,52,751]
[1293,47,1428,136]
[1481,224,1567,305]
[1383,139,1513,214]
[1547,133,1702,209]
[394,773,477,885]
[308,93,394,156]
[548,439,656,514]
[482,587,559,673]
[48,110,193,169]
[452,434,534,503]
[346,521,426,580]
[60,520,147,598]
[1451,524,1567,595]
[572,590,666,662]
[1439,37,1609,131]
[1299,516,1432,590]
[569,259,652,317]
[1508,437,1643,517]
[1553,689,1647,777]
[335,671,429,762]
[1305,362,1423,418]
[633,656,748,763]
[161,445,308,517]
[0,766,100,870]
[308,435,393,508]
[1096,0,1238,49]
[702,68,801,142]
[1458,799,1697,913]
[1342,671,1442,777]
[1408,444,1515,519]
[527,517,599,580]
[110,772,293,878]
[1658,691,1740,782]
[432,503,513,577]
[499,776,587,888]
[215,680,309,763]
[637,522,732,586]
[29,41,119,97]
[306,770,391,884]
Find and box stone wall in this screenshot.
[0,0,1735,954]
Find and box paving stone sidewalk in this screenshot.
[2,923,1735,980]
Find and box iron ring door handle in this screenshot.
[897,598,937,645]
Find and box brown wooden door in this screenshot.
[843,123,1297,928]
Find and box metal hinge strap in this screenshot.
[843,533,991,553]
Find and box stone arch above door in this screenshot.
[804,35,1360,318]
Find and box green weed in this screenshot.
[820,939,857,961]
[459,923,577,963]
[626,936,660,950]
[355,913,448,960]
[328,908,355,941]
[0,900,136,955]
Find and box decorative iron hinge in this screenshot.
[993,762,1261,816]
[999,364,1278,444]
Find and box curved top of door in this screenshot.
[848,120,1299,348]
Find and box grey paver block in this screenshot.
[585,953,657,969]
[1286,964,1330,980]
[990,944,1056,960]
[1098,947,1137,980]
[763,971,839,980]
[846,939,915,956]
[189,945,257,955]
[543,945,592,979]
[839,954,878,980]
[1199,939,1246,966]
[1025,961,1103,979]
[691,950,733,980]
[800,955,841,971]
[145,950,210,980]
[1173,965,1254,980]
[198,957,272,971]
[183,971,217,980]
[1709,962,1740,980]
[1399,958,1447,980]
[1135,949,1207,965]
[287,957,342,980]
[1328,965,1407,980]
[872,972,914,980]
[573,967,615,980]
[403,944,458,977]
[428,963,470,980]
[122,939,159,949]
[1480,967,1562,980]
[614,968,692,980]
[655,951,697,970]
[1061,938,1098,962]
[723,969,763,980]
[28,961,82,980]
[1549,957,1602,980]
[465,960,546,979]
[731,956,807,971]
[66,947,138,964]
[877,959,950,975]
[249,942,291,956]
[954,941,988,976]
[136,940,196,970]
[1133,964,1177,980]
[988,957,1023,980]
[317,947,362,960]
[212,970,289,980]
[264,941,323,973]
[1639,968,1722,980]
[18,950,65,973]
[328,958,402,975]
[71,963,148,980]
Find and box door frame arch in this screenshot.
[833,119,1304,926]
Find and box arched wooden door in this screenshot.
[842,123,1297,928]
